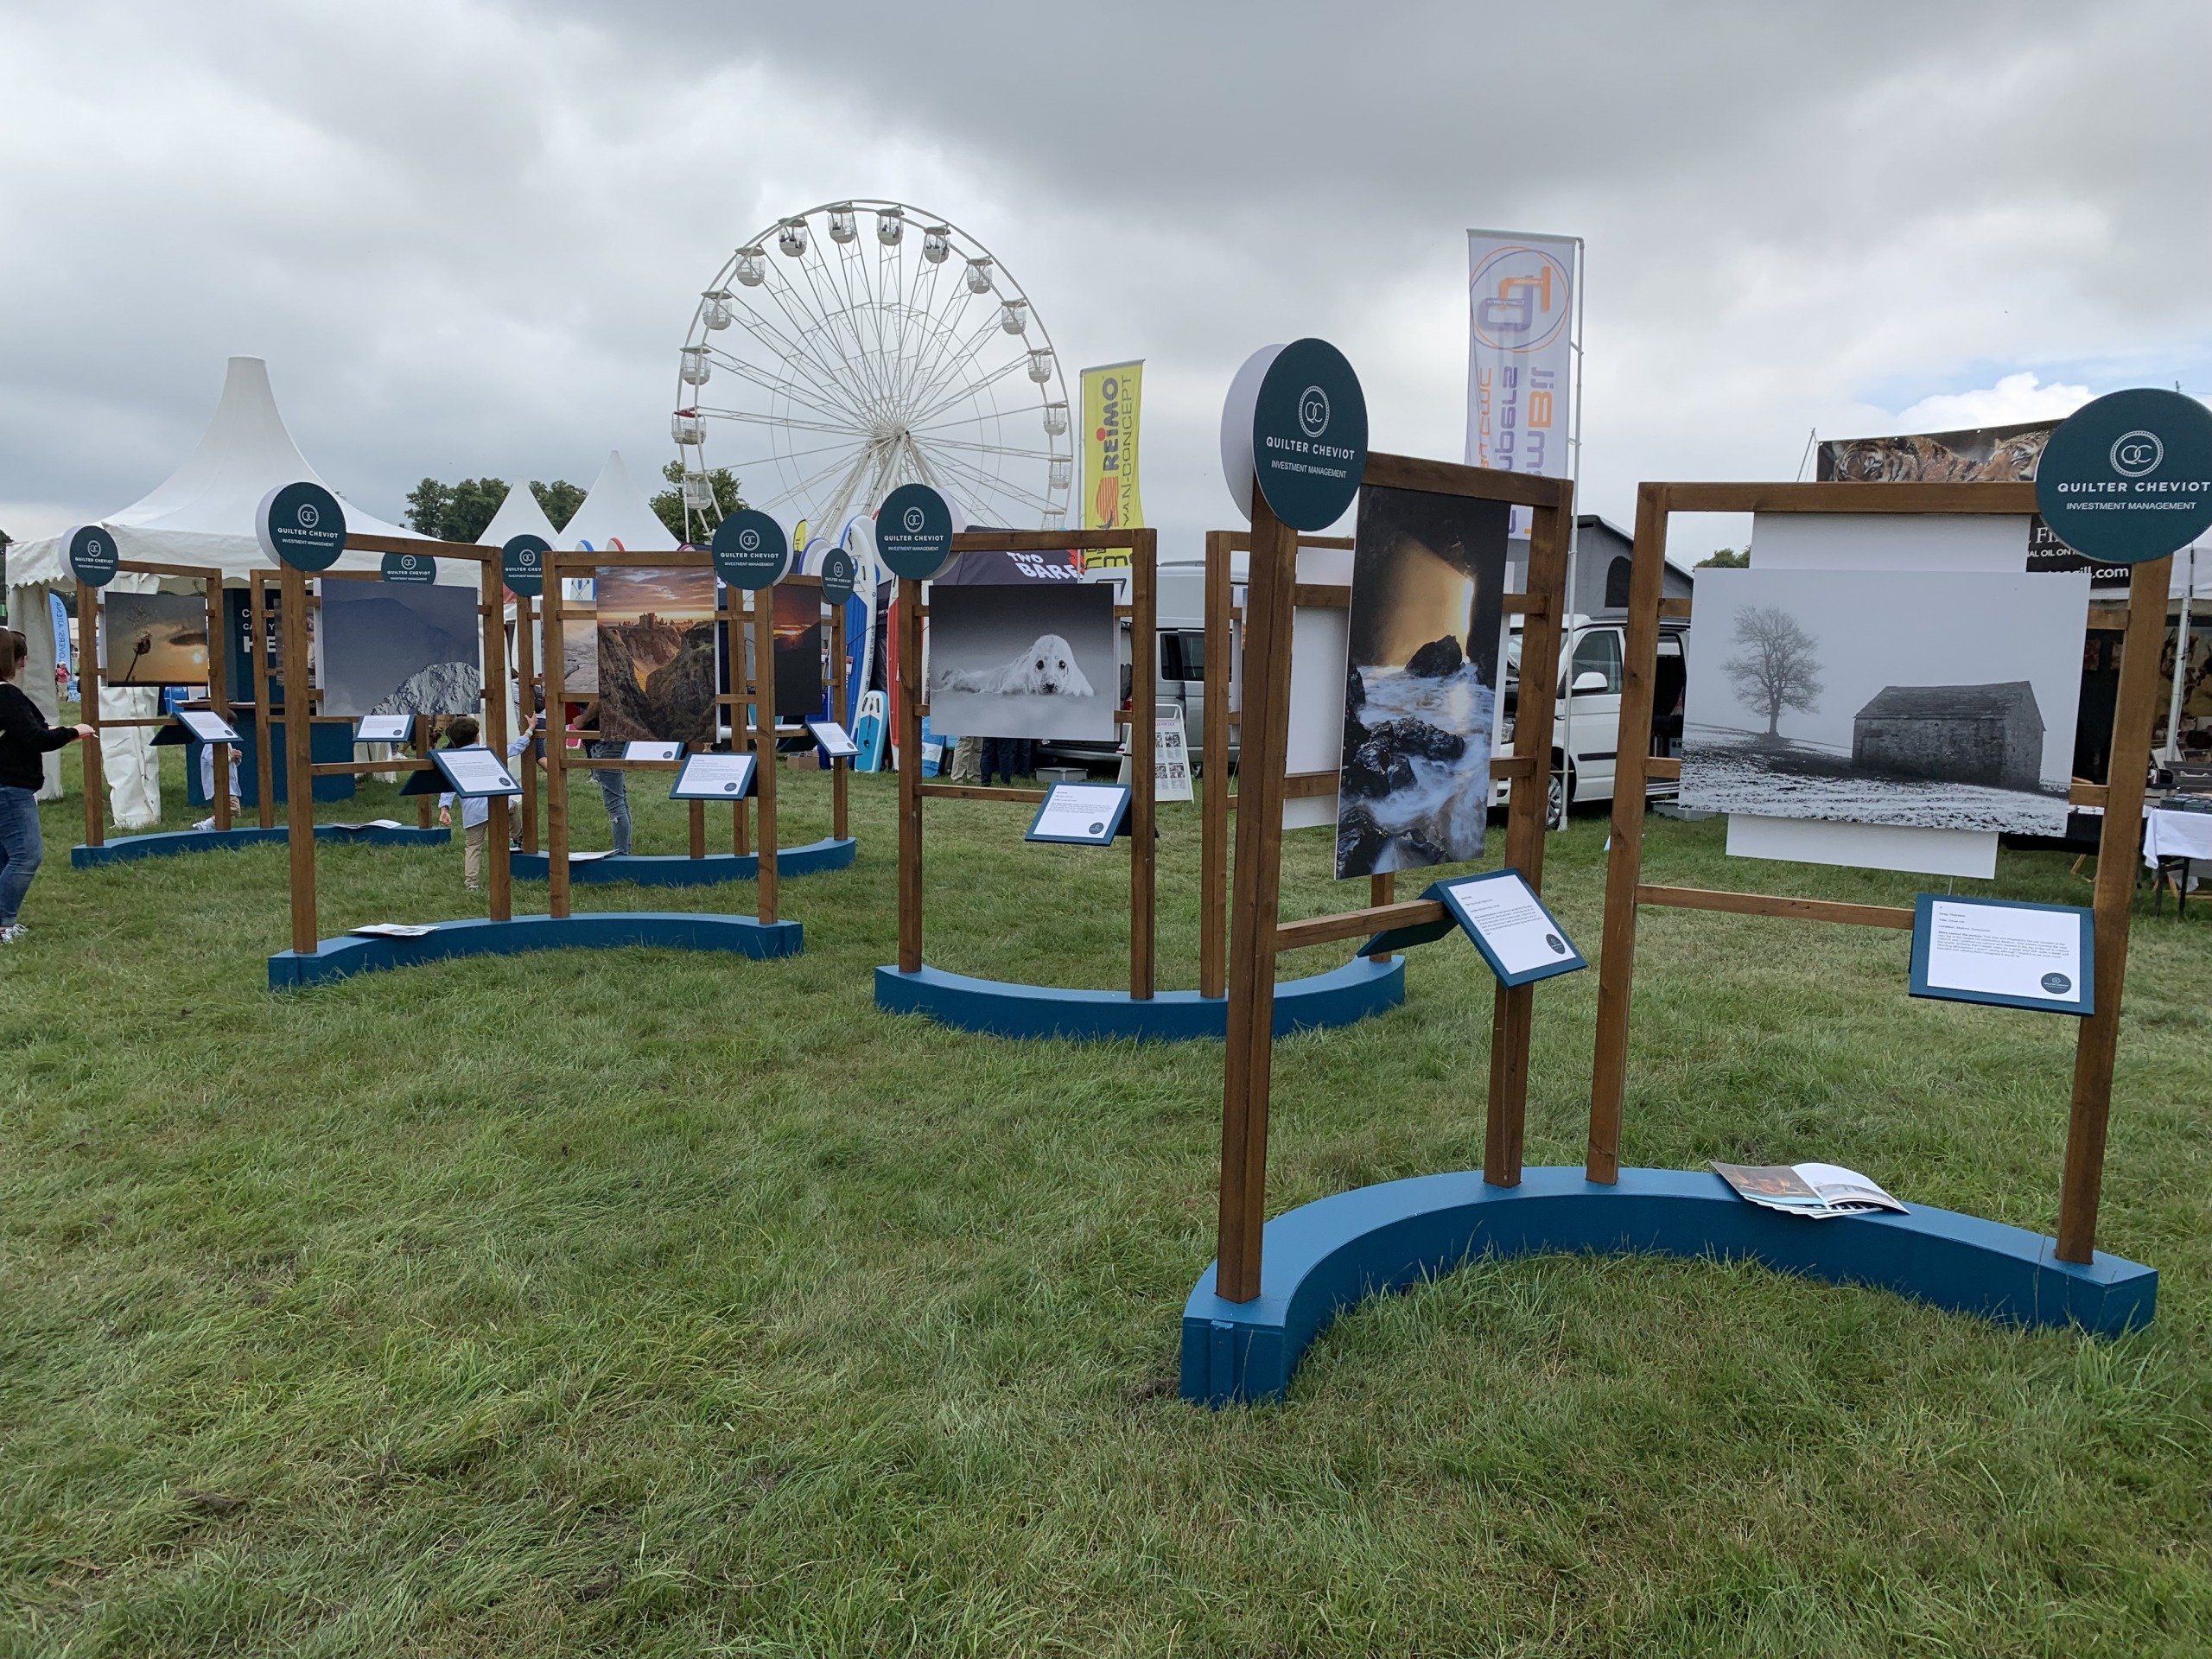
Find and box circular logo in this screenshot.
[65,524,119,588]
[1249,338,1368,532]
[500,533,549,597]
[1089,821,1106,835]
[876,483,954,580]
[382,550,436,584]
[1545,932,1567,956]
[722,780,740,793]
[2110,430,2163,477]
[1469,244,1573,353]
[2035,387,2212,565]
[256,480,347,572]
[2041,972,2073,995]
[712,510,789,590]
[819,544,857,607]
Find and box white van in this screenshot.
[1493,615,1689,820]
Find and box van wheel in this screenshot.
[1548,762,1575,829]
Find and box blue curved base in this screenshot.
[1181,1166,2158,1405]
[508,836,855,887]
[269,910,803,990]
[73,824,448,868]
[874,955,1404,1043]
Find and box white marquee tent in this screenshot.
[5,357,445,812]
[476,479,563,550]
[557,450,677,552]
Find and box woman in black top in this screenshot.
[0,626,94,942]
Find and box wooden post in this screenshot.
[251,577,276,829]
[753,587,779,925]
[897,577,924,973]
[205,574,232,830]
[1130,527,1159,999]
[414,715,434,830]
[279,563,317,955]
[1200,531,1234,1000]
[830,588,850,842]
[514,592,538,855]
[481,563,512,924]
[543,559,571,919]
[689,800,707,858]
[1585,484,1671,1183]
[1484,493,1571,1186]
[77,582,104,848]
[1215,486,1299,1303]
[2056,554,2173,1262]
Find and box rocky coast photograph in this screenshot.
[1335,486,1509,878]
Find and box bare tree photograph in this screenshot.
[1678,568,2089,835]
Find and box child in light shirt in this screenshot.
[434,716,526,891]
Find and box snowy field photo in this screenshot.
[1679,567,2089,836]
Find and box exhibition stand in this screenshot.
[512,567,855,890]
[527,540,804,958]
[1184,361,1576,1398]
[1187,429,2177,1402]
[873,520,1400,1042]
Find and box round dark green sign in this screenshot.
[1250,337,1368,531]
[819,544,857,606]
[711,510,789,590]
[256,480,346,572]
[66,524,119,588]
[382,550,436,584]
[501,534,549,598]
[2035,387,2212,565]
[876,483,953,580]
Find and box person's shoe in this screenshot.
[0,925,24,944]
[193,816,216,831]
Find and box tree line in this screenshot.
[404,464,744,543]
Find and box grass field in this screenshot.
[3,746,2209,1656]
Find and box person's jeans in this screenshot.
[0,785,46,926]
[587,741,632,856]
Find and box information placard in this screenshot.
[176,709,243,746]
[670,752,757,800]
[1433,868,1585,987]
[354,714,415,745]
[1910,893,2093,1016]
[806,719,859,759]
[430,745,520,798]
[624,740,683,763]
[1027,782,1131,846]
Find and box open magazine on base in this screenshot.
[1712,1162,1908,1220]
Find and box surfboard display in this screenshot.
[853,689,887,772]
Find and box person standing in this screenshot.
[433,716,525,893]
[0,626,94,943]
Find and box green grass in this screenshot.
[3,747,2210,1656]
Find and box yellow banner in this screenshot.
[1080,360,1143,568]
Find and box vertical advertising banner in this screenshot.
[1465,232,1577,534]
[1081,360,1145,569]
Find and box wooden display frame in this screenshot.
[278,534,507,955]
[1211,454,1574,1302]
[536,550,843,918]
[893,528,1160,997]
[75,558,233,847]
[1586,480,2170,1266]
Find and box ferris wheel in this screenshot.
[671,200,1073,542]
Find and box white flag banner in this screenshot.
[1465,231,1578,535]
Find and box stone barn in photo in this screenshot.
[1852,680,2045,789]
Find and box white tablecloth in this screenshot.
[2144,805,2212,868]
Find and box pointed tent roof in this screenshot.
[9,356,433,588]
[556,449,677,551]
[477,479,563,548]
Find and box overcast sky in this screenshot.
[5,0,2209,566]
